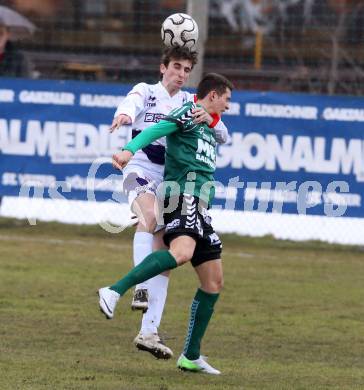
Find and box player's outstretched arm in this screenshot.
[109,114,132,132]
[112,120,178,172]
[124,120,178,152]
[110,83,148,132]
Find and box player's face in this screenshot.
[160,59,192,94]
[211,88,232,115]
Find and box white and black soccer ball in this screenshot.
[161,13,199,49]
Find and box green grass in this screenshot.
[1,217,364,389]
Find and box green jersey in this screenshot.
[123,101,217,204]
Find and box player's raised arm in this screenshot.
[112,119,178,170]
[109,83,148,132]
[109,114,132,132]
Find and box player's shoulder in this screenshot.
[178,89,194,102]
[172,89,194,107]
[128,82,156,96]
[168,101,195,118]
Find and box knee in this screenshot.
[217,276,224,291]
[136,208,157,232]
[203,276,224,293]
[213,276,224,292]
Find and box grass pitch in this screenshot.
[1,217,364,389]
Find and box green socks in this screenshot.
[109,250,177,296]
[183,288,220,360]
[109,251,219,360]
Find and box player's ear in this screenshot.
[209,90,217,101]
[160,63,166,75]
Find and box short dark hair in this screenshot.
[160,46,198,69]
[196,73,234,99]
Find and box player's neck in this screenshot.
[196,99,213,114]
[161,81,180,97]
[168,88,179,97]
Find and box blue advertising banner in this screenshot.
[0,77,363,217]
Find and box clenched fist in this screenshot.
[112,150,133,170]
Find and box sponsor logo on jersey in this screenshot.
[144,113,166,123]
[147,95,157,107]
[196,139,216,169]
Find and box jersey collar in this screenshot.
[158,81,173,98]
[158,81,185,100]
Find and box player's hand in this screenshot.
[112,150,133,170]
[109,114,132,132]
[192,107,213,126]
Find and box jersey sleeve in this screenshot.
[123,120,178,154]
[113,83,148,122]
[163,104,195,131]
[213,119,230,144]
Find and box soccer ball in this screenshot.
[161,13,199,49]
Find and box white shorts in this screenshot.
[122,160,164,209]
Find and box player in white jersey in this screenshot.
[110,47,229,359]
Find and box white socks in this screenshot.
[133,231,153,290]
[141,274,169,335]
[133,231,170,335]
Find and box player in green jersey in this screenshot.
[98,73,233,375]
